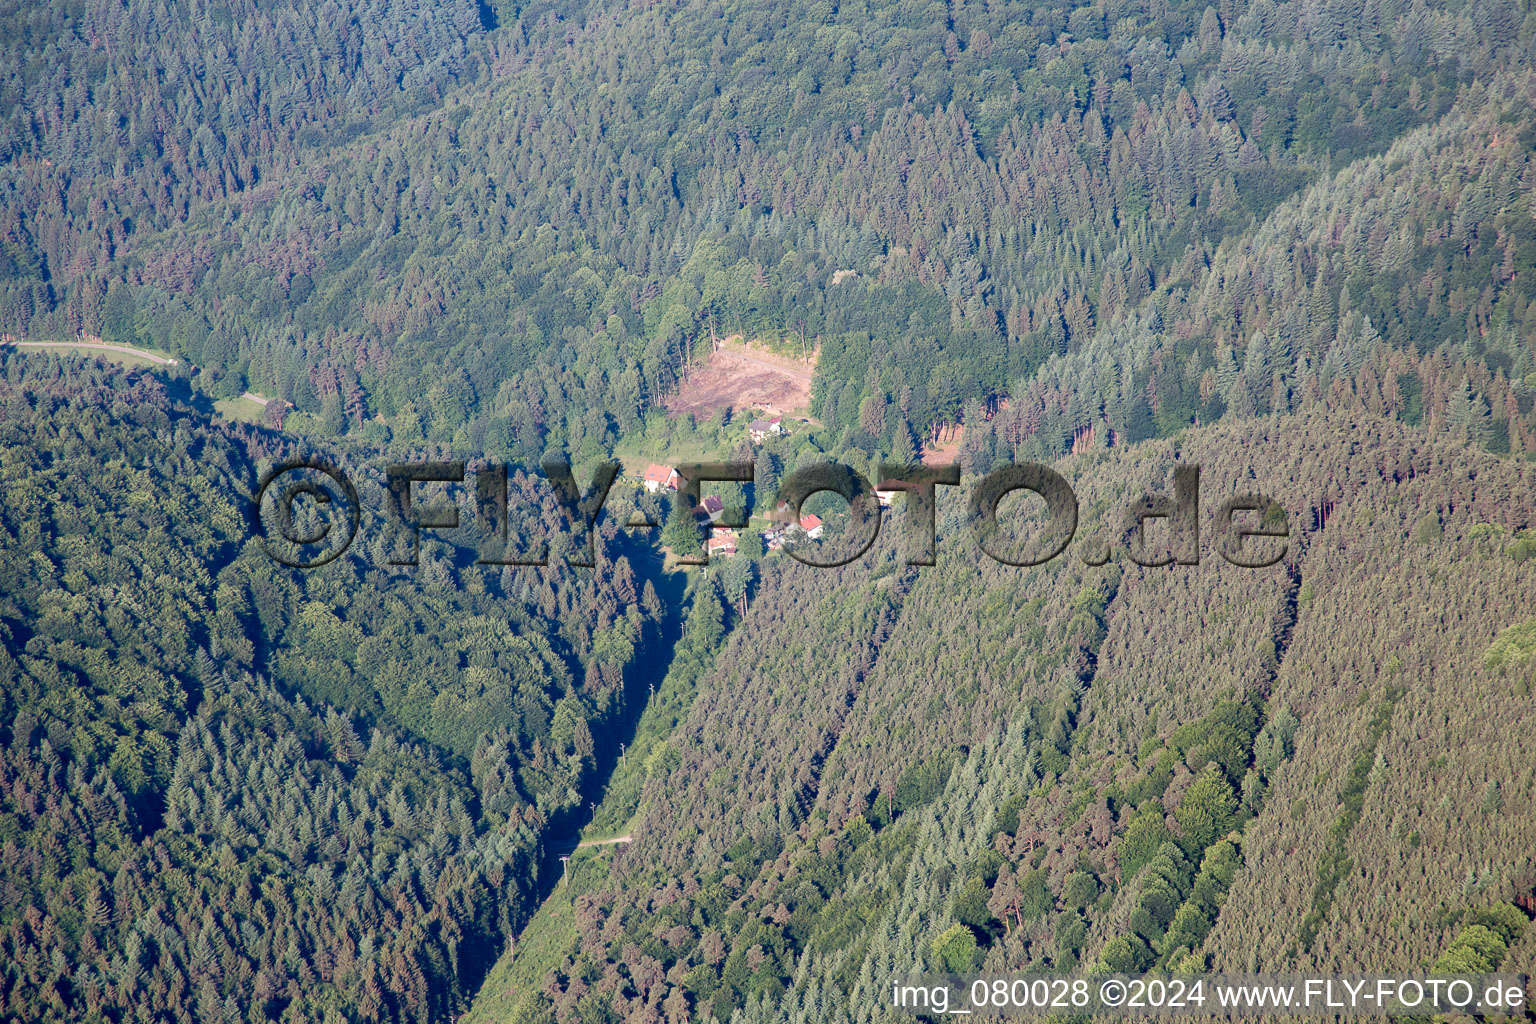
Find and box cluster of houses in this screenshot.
[632,410,816,559]
[639,460,821,559]
[760,512,820,552]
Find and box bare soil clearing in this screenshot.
[922,425,965,465]
[665,337,815,419]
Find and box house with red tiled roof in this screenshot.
[642,463,681,493]
[706,529,738,559]
[798,513,823,539]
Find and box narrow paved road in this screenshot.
[3,340,178,365]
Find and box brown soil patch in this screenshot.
[922,425,965,465]
[665,338,816,419]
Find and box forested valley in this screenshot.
[2,0,1535,1022]
[0,352,679,1022]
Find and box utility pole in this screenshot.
[619,742,626,769]
[559,855,571,887]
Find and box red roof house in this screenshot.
[706,529,738,559]
[642,464,681,492]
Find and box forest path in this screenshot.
[3,339,179,365]
[465,541,688,1017]
[547,834,634,858]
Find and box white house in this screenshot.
[748,416,784,443]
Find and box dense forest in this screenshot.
[0,352,677,1022]
[4,0,1535,462]
[475,410,1536,1024]
[3,0,1536,1021]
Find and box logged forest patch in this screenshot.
[664,337,816,419]
[922,424,965,464]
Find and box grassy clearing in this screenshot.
[466,846,618,1024]
[214,395,267,423]
[611,411,734,470]
[5,339,177,368]
[466,577,714,1023]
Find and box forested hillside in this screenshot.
[480,409,1536,1024]
[0,352,673,1023]
[4,0,1536,1022]
[4,0,1534,462]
